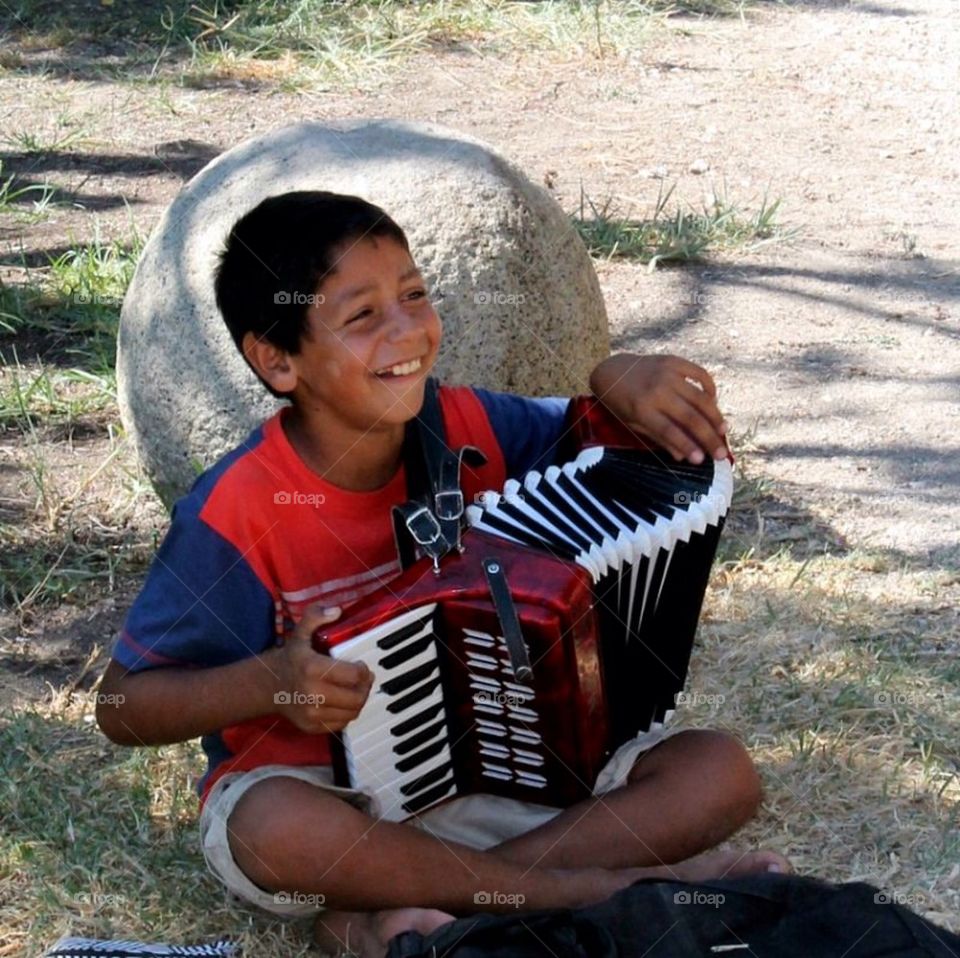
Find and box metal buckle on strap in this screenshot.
[401,504,447,574]
[434,489,464,521]
[404,505,444,548]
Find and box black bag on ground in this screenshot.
[386,874,960,958]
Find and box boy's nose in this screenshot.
[385,304,424,341]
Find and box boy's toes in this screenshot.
[667,847,793,883]
[315,907,454,958]
[733,849,793,876]
[375,907,456,943]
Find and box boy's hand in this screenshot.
[269,605,373,735]
[589,353,729,464]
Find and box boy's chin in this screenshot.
[375,378,428,421]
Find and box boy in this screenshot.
[97,192,788,958]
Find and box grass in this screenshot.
[2,502,958,954]
[0,229,141,399]
[574,183,792,268]
[0,160,56,223]
[0,0,756,87]
[0,228,151,619]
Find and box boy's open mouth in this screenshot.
[374,357,423,378]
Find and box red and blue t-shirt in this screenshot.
[113,385,568,800]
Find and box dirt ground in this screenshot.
[4,0,957,560]
[1,0,959,948]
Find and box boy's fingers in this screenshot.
[293,605,342,640]
[677,377,726,432]
[635,408,722,465]
[301,681,370,713]
[673,357,718,398]
[315,655,372,691]
[665,395,728,461]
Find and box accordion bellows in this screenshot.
[313,401,733,821]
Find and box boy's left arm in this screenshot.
[589,353,729,465]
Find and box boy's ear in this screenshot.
[242,331,298,394]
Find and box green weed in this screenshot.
[574,182,791,268]
[0,160,56,222]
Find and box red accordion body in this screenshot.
[314,531,610,818]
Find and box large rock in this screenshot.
[118,119,609,507]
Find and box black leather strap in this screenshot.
[482,557,533,681]
[394,379,489,569]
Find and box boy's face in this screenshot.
[287,235,442,437]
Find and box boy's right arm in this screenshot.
[97,605,373,746]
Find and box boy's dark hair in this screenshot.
[214,190,410,398]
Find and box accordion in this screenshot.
[313,398,733,821]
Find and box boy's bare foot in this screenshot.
[652,848,792,883]
[314,906,454,958]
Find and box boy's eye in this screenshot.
[346,308,373,324]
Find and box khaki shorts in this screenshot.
[200,724,672,918]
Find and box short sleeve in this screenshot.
[113,497,275,674]
[473,388,570,478]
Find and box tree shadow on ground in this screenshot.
[613,255,960,349]
[0,144,222,182]
[772,0,919,15]
[0,143,222,224]
[1,0,193,81]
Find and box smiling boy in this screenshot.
[97,191,787,958]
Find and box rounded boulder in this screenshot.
[118,119,609,507]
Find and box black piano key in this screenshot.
[402,774,457,815]
[393,717,447,756]
[386,675,442,714]
[379,633,434,671]
[395,737,447,774]
[390,700,445,738]
[400,759,454,797]
[376,611,435,651]
[381,660,439,697]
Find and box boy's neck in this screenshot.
[282,409,405,492]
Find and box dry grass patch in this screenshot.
[675,542,960,931]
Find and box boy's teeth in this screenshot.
[378,358,422,377]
